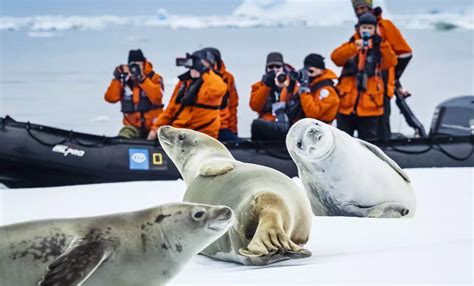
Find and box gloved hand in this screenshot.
[262,71,276,87]
[113,66,124,80]
[372,34,383,46]
[192,59,209,74]
[181,78,204,106]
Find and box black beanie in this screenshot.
[304,53,325,70]
[202,47,221,64]
[266,52,284,66]
[128,49,145,63]
[358,12,377,26]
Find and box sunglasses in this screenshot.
[267,64,282,69]
[307,68,319,75]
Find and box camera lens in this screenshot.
[276,73,287,83]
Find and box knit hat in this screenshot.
[304,53,326,70]
[266,52,284,66]
[358,12,377,26]
[128,49,145,63]
[351,0,373,9]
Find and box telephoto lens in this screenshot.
[276,72,287,84]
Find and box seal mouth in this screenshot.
[157,126,174,146]
[208,208,233,231]
[208,218,231,231]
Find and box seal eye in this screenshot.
[191,208,206,221]
[178,134,185,141]
[297,141,303,149]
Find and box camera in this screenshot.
[361,31,371,48]
[275,72,287,84]
[128,63,142,77]
[289,68,309,85]
[176,53,194,68]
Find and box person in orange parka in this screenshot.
[331,12,397,140]
[202,47,240,142]
[147,50,227,140]
[351,0,413,140]
[285,54,340,124]
[250,52,292,122]
[105,49,164,139]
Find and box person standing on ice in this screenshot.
[147,50,227,140]
[104,49,164,139]
[249,52,296,141]
[331,12,397,140]
[351,0,413,140]
[202,47,240,142]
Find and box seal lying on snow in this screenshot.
[158,126,312,266]
[286,118,416,218]
[0,203,233,286]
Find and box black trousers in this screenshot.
[377,70,392,141]
[337,113,380,141]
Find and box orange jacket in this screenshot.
[250,81,289,122]
[377,16,412,97]
[153,70,227,139]
[331,34,398,117]
[298,70,340,123]
[217,63,239,133]
[104,60,164,131]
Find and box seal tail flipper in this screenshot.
[346,202,411,218]
[238,248,312,266]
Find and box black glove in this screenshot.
[192,59,208,74]
[262,71,276,87]
[372,34,383,46]
[181,78,204,106]
[113,66,123,80]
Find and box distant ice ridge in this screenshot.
[0,0,472,32]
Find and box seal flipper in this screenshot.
[238,248,312,266]
[356,139,411,183]
[199,158,235,177]
[38,239,114,286]
[345,202,410,218]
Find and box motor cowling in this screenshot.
[429,96,474,137]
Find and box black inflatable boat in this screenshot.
[1,97,473,189]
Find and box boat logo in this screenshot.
[129,148,150,170]
[52,145,85,157]
[131,153,147,163]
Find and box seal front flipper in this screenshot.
[199,158,235,177]
[38,239,114,286]
[356,139,410,183]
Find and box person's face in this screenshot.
[307,67,322,78]
[190,69,201,78]
[355,5,370,17]
[266,64,283,74]
[359,24,376,36]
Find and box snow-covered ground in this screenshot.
[1,168,472,285]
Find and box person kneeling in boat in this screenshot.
[331,13,397,141]
[249,52,296,141]
[202,47,240,142]
[286,54,340,125]
[147,50,227,140]
[105,49,164,139]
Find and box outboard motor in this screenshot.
[429,96,474,137]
